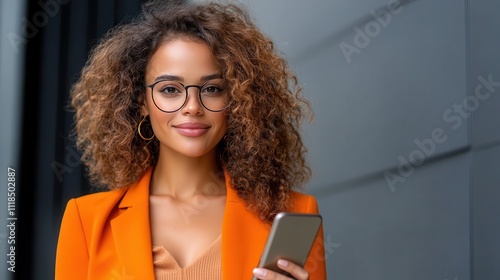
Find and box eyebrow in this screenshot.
[153,73,221,83]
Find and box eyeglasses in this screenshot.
[146,79,230,113]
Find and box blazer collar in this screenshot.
[221,168,269,279]
[117,168,152,208]
[110,168,155,279]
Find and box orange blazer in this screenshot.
[55,168,327,279]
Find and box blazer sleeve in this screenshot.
[304,196,328,280]
[55,199,89,280]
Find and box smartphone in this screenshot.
[252,212,322,280]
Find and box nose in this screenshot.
[181,87,204,115]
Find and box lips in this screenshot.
[173,122,210,137]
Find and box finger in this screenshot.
[277,259,309,280]
[252,267,292,280]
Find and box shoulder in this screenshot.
[62,188,128,225]
[72,188,127,209]
[63,167,152,221]
[57,188,130,250]
[289,190,320,213]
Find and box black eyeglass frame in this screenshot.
[146,80,231,113]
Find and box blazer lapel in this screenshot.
[110,168,155,279]
[221,171,270,279]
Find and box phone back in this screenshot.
[257,213,322,276]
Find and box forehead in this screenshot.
[146,38,219,82]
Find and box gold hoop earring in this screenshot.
[138,116,154,141]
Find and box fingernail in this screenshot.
[253,268,267,278]
[277,259,289,267]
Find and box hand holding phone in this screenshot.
[252,212,322,280]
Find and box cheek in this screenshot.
[146,99,170,132]
[150,112,171,130]
[217,114,228,134]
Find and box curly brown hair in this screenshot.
[71,0,312,223]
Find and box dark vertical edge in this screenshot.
[53,0,77,242]
[59,0,90,209]
[16,1,42,279]
[87,0,98,48]
[52,0,71,217]
[96,0,115,37]
[32,2,62,278]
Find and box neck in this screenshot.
[150,145,226,199]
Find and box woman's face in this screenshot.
[142,38,228,158]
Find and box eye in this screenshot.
[202,85,224,96]
[155,82,184,97]
[161,86,181,94]
[205,86,220,92]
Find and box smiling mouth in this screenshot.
[174,123,210,129]
[173,123,210,137]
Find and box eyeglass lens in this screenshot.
[150,80,229,112]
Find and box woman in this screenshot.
[55,1,326,279]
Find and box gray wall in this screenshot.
[193,0,499,279]
[470,0,500,279]
[0,0,26,280]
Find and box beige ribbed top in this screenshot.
[152,235,222,280]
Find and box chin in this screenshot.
[158,135,221,159]
[181,150,211,158]
[166,144,216,159]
